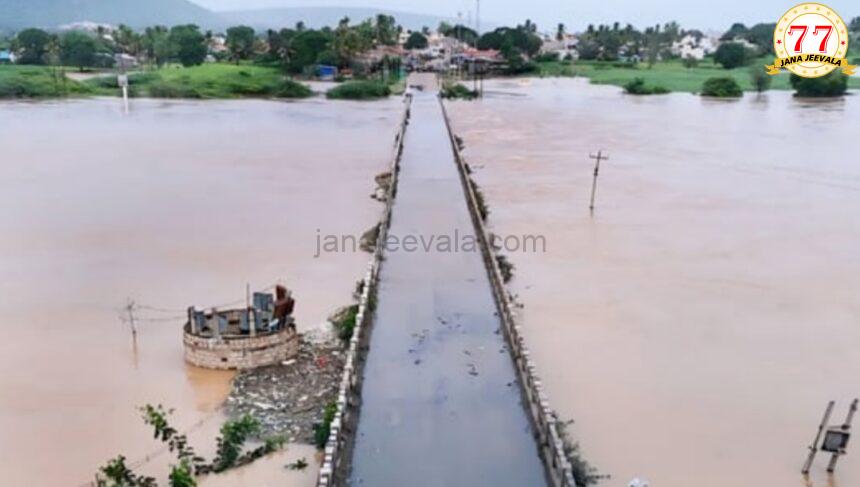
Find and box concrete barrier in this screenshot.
[316,93,413,487]
[439,97,578,487]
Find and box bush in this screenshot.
[790,71,848,97]
[332,305,359,341]
[441,83,478,100]
[313,403,338,449]
[273,79,313,98]
[623,77,670,95]
[714,42,749,69]
[749,66,772,93]
[326,80,391,100]
[534,52,560,63]
[701,77,743,97]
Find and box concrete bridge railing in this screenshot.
[439,97,579,487]
[316,93,412,487]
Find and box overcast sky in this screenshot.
[193,0,857,32]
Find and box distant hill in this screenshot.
[218,7,457,32]
[0,1,470,34]
[0,0,222,31]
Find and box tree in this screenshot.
[745,23,776,52]
[477,27,542,57]
[286,29,332,73]
[14,28,52,64]
[226,25,255,63]
[440,24,478,46]
[714,42,748,69]
[790,71,848,97]
[404,32,428,50]
[115,24,141,57]
[749,66,771,92]
[721,22,748,41]
[333,17,371,68]
[60,31,99,71]
[374,14,398,46]
[169,24,207,67]
[850,17,860,33]
[142,26,171,67]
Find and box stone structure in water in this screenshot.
[183,285,299,370]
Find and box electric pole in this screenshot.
[124,298,137,339]
[589,150,609,214]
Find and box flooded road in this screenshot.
[0,97,400,486]
[349,80,546,486]
[446,78,860,487]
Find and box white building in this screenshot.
[671,33,718,60]
[539,34,579,60]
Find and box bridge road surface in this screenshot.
[348,74,547,486]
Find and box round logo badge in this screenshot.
[767,3,855,78]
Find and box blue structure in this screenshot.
[317,64,337,81]
[0,50,13,64]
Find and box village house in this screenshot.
[539,34,580,60]
[671,33,718,60]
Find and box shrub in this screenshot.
[273,79,313,98]
[326,80,391,100]
[332,304,359,341]
[714,42,749,69]
[313,402,338,449]
[213,415,262,472]
[749,66,772,93]
[682,56,699,69]
[534,52,560,63]
[790,71,848,97]
[441,83,478,100]
[623,77,670,95]
[701,77,743,97]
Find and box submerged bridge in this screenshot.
[317,74,575,487]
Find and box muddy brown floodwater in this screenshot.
[446,78,860,487]
[0,97,400,486]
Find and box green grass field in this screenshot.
[0,65,92,98]
[537,58,860,93]
[85,63,313,99]
[0,63,314,99]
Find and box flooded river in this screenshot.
[446,78,860,487]
[0,97,400,486]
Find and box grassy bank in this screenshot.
[537,58,860,93]
[0,65,92,98]
[85,63,313,99]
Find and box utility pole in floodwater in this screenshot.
[125,298,138,340]
[589,150,609,214]
[802,398,858,476]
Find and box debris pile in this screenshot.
[225,335,345,443]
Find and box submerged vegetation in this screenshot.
[790,71,849,98]
[555,414,604,486]
[700,77,743,97]
[313,402,339,449]
[441,82,479,100]
[95,404,283,486]
[331,304,360,342]
[622,77,669,95]
[326,80,391,100]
